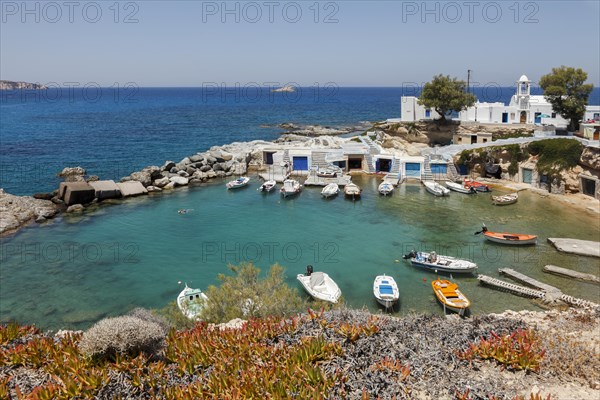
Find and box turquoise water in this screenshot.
[1,176,599,330]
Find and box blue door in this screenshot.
[534,112,542,123]
[292,157,308,171]
[522,168,533,184]
[265,152,274,165]
[430,164,447,176]
[502,113,508,123]
[405,163,421,178]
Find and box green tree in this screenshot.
[539,66,594,131]
[418,74,477,123]
[201,262,306,323]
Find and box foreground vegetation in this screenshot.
[2,307,598,399]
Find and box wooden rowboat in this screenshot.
[431,278,470,315]
[492,192,518,205]
[477,225,537,245]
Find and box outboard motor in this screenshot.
[306,265,313,276]
[402,250,417,260]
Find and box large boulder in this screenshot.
[116,181,148,197]
[205,155,217,165]
[580,147,600,170]
[200,165,212,172]
[141,166,162,180]
[153,177,170,188]
[220,151,233,161]
[169,176,189,186]
[61,182,96,206]
[212,163,224,172]
[58,166,86,182]
[88,180,121,200]
[189,154,203,163]
[162,161,176,171]
[125,171,152,187]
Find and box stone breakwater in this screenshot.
[0,135,354,236]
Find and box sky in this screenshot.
[1,0,599,87]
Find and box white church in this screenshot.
[400,74,600,127]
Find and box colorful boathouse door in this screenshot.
[292,156,308,171]
[405,163,421,178]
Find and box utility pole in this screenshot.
[467,69,471,94]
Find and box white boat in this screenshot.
[317,169,337,178]
[373,275,399,309]
[402,250,478,274]
[258,180,276,192]
[226,176,250,189]
[321,183,339,198]
[423,181,450,197]
[378,182,394,196]
[492,192,518,205]
[280,179,302,198]
[176,284,208,320]
[297,271,341,303]
[344,183,361,200]
[445,181,476,194]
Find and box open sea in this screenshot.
[1,87,599,330]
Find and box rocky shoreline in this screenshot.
[0,80,47,90]
[1,121,598,237]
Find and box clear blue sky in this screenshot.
[1,1,599,87]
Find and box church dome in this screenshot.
[518,74,530,82]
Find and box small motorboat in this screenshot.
[321,183,339,198]
[378,182,394,196]
[423,181,450,197]
[317,169,337,178]
[373,274,399,309]
[476,225,537,245]
[280,179,302,198]
[445,181,476,194]
[402,250,478,274]
[177,284,209,320]
[297,266,341,303]
[492,192,518,205]
[431,278,470,316]
[463,178,491,192]
[226,176,250,189]
[344,183,361,200]
[258,180,276,193]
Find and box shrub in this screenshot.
[127,307,170,334]
[78,316,166,360]
[201,263,306,323]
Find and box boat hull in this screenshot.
[431,279,470,315]
[445,181,475,194]
[409,260,477,274]
[424,182,449,197]
[373,275,399,309]
[177,286,209,320]
[297,273,341,303]
[483,232,537,245]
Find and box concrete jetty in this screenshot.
[303,174,352,187]
[547,238,600,258]
[543,265,600,284]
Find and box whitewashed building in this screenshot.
[400,75,599,128]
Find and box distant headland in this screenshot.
[0,80,48,90]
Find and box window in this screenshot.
[425,109,431,118]
[482,138,488,143]
[457,137,462,142]
[552,113,557,118]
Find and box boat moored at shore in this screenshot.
[476,225,537,245]
[424,181,450,197]
[280,179,302,198]
[226,177,250,189]
[177,284,209,320]
[402,250,478,274]
[373,274,399,309]
[321,183,339,198]
[431,278,470,315]
[492,192,518,205]
[297,266,341,303]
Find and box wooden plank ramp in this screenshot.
[498,268,562,296]
[543,265,600,285]
[477,274,545,299]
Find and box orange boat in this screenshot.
[463,178,491,192]
[478,225,537,245]
[431,279,470,315]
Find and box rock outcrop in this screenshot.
[0,80,48,90]
[0,189,59,235]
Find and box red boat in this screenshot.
[463,178,491,192]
